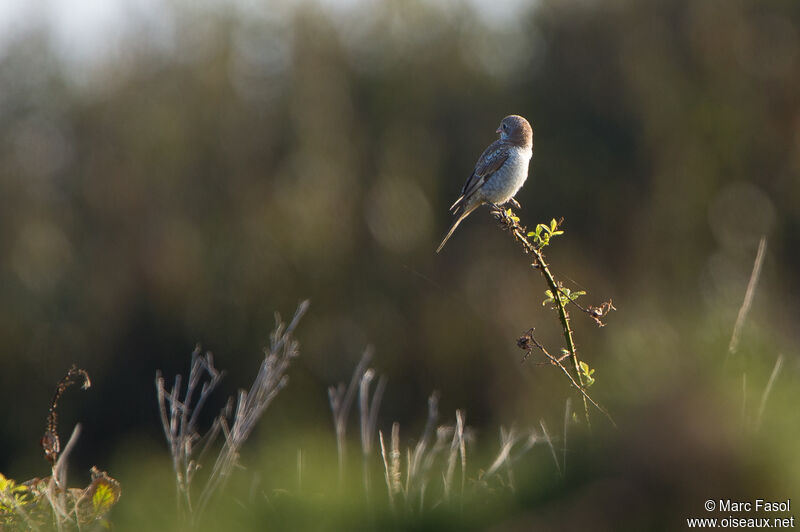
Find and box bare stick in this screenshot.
[329,347,374,485]
[389,423,402,499]
[539,420,561,477]
[457,411,466,503]
[379,431,395,513]
[755,354,784,431]
[43,424,82,531]
[444,410,465,501]
[359,367,386,499]
[406,393,441,510]
[484,427,517,480]
[728,236,767,358]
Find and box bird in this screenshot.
[436,114,533,253]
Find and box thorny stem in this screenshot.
[491,206,612,428]
[520,329,616,428]
[558,287,616,327]
[41,366,91,467]
[535,247,590,426]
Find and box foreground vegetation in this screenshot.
[3,212,796,530]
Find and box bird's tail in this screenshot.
[436,204,479,253]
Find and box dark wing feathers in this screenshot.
[449,140,509,213]
[473,141,509,178]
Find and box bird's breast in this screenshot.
[481,149,531,203]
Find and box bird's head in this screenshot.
[497,115,533,149]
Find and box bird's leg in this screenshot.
[508,198,522,210]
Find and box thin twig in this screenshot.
[379,431,395,513]
[563,398,571,476]
[520,329,616,428]
[728,236,767,359]
[52,425,81,490]
[557,287,616,327]
[444,411,465,501]
[359,366,386,500]
[484,427,517,480]
[329,347,374,485]
[755,354,783,431]
[44,424,82,531]
[406,393,441,510]
[741,373,748,430]
[457,411,466,505]
[390,423,402,498]
[538,420,561,477]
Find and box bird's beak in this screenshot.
[496,127,502,134]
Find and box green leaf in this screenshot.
[568,290,586,301]
[542,290,555,305]
[0,473,36,513]
[92,481,117,514]
[0,473,12,492]
[579,361,596,387]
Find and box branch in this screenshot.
[491,206,592,424]
[491,206,616,428]
[518,329,616,428]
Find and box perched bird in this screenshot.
[436,115,533,253]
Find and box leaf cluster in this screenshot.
[528,218,564,248]
[0,469,120,531]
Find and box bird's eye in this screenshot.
[502,123,507,130]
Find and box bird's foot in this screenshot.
[508,198,522,210]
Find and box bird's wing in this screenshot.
[450,141,509,212]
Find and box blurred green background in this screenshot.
[1,0,799,528]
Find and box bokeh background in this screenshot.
[1,0,799,528]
